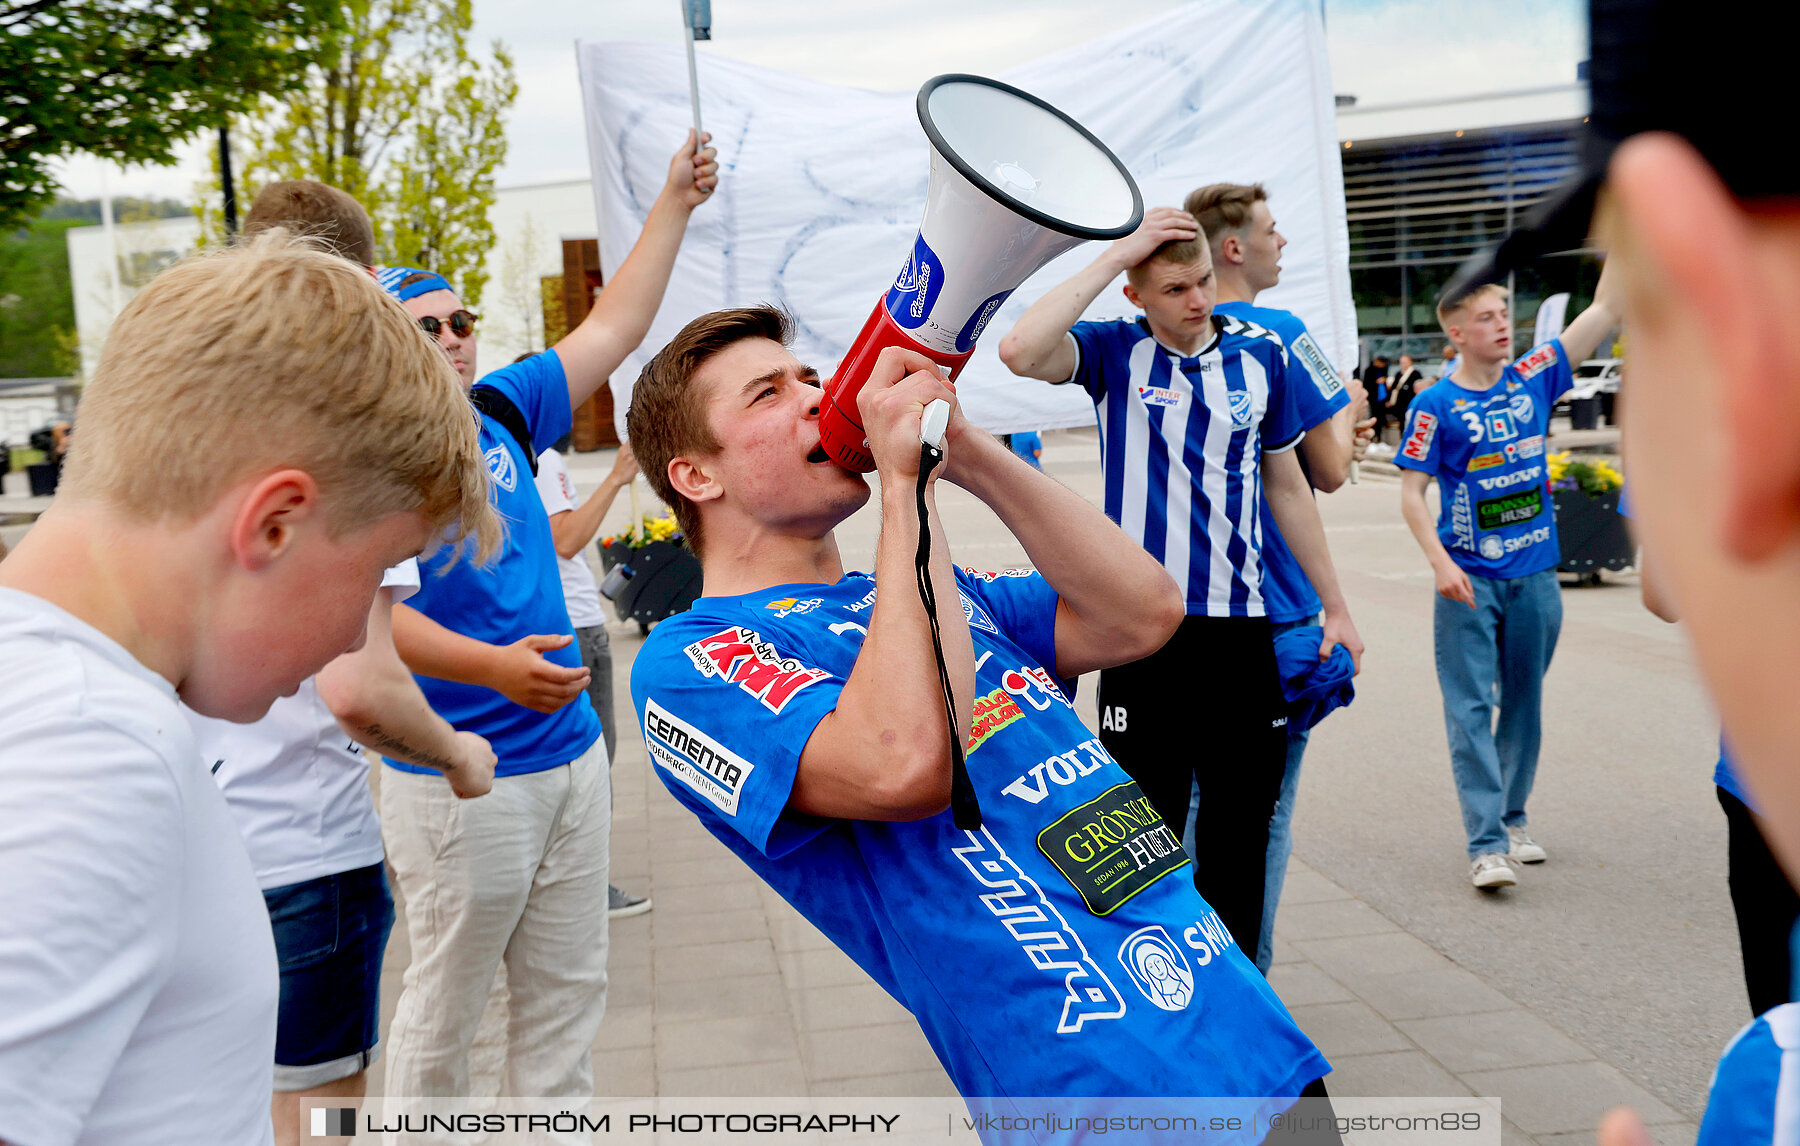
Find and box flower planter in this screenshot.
[599,539,702,628]
[1552,488,1632,580]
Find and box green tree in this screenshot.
[0,0,344,232]
[0,212,81,377]
[204,0,516,305]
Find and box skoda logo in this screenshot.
[1480,535,1504,560]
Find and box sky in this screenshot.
[49,0,1584,205]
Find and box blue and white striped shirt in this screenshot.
[1698,1001,1800,1146]
[1066,315,1304,618]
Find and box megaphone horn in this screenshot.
[817,74,1145,472]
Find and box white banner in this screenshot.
[579,0,1353,437]
[1532,291,1571,349]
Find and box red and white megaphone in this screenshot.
[817,74,1145,471]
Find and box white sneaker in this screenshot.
[1507,825,1547,864]
[1471,853,1517,889]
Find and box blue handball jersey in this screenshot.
[1393,340,1575,579]
[1213,302,1351,624]
[396,349,601,777]
[631,569,1327,1122]
[1697,1002,1800,1146]
[1068,315,1305,619]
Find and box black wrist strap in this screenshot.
[915,442,981,830]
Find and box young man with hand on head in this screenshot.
[375,130,716,1106]
[0,234,495,1146]
[627,308,1340,1133]
[998,207,1364,955]
[1185,181,1370,972]
[1394,268,1619,890]
[179,183,500,1146]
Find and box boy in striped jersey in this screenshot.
[999,209,1364,954]
[1187,182,1368,971]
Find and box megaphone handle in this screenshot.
[913,439,982,831]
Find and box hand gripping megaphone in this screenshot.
[816,75,1145,471]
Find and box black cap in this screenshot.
[1447,0,1790,297]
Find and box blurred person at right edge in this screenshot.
[1443,2,1800,1141]
[1184,182,1371,972]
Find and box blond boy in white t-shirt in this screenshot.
[0,235,496,1146]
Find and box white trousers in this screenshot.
[381,738,610,1102]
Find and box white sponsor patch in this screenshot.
[643,700,754,816]
[1291,332,1344,400]
[1137,385,1183,408]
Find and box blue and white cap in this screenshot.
[376,266,455,302]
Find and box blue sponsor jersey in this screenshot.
[1068,315,1305,617]
[1697,1002,1800,1146]
[394,350,601,777]
[631,569,1327,1115]
[1393,340,1575,579]
[1214,303,1351,623]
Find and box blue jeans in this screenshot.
[1177,617,1316,973]
[1433,568,1562,858]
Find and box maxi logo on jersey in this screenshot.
[684,627,831,713]
[1037,781,1190,916]
[1402,412,1437,462]
[951,829,1127,1034]
[643,700,754,815]
[1515,344,1559,380]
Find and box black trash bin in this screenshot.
[1568,396,1601,431]
[26,462,60,497]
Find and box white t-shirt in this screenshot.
[0,588,277,1146]
[534,448,606,629]
[185,561,419,890]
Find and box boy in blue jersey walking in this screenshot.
[625,306,1341,1134]
[376,132,717,1106]
[998,209,1364,956]
[1187,182,1370,971]
[1396,271,1619,889]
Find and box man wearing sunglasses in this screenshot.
[374,130,718,1109]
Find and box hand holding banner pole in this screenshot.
[681,0,709,173]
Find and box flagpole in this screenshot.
[681,0,706,147]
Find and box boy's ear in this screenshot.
[229,470,320,571]
[1219,233,1243,266]
[668,456,721,505]
[1611,132,1800,561]
[1121,282,1143,310]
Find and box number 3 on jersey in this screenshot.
[1459,410,1484,445]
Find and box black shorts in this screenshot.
[1097,614,1288,953]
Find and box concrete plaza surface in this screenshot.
[119,423,1721,1145]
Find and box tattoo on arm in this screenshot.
[359,722,458,774]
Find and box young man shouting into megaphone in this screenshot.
[626,306,1342,1138]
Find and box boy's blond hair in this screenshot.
[59,231,500,560]
[1185,182,1267,256]
[1124,224,1210,288]
[1436,281,1510,329]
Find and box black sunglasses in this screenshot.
[418,310,478,339]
